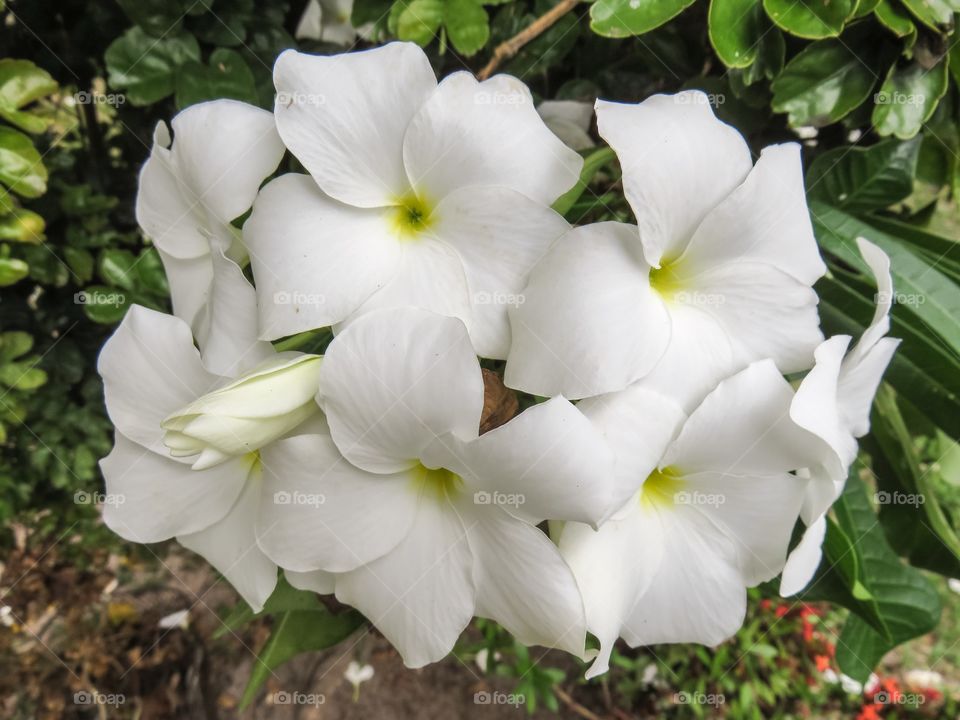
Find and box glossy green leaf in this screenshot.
[872,58,949,140]
[874,0,916,39]
[770,38,876,126]
[97,249,138,292]
[553,147,616,217]
[0,207,44,243]
[740,24,785,84]
[832,474,941,683]
[445,0,490,56]
[0,257,29,286]
[392,0,444,45]
[806,137,921,212]
[899,0,958,29]
[590,0,695,38]
[0,126,47,198]
[709,0,763,68]
[175,48,258,109]
[0,360,47,390]
[0,59,57,134]
[762,0,855,39]
[80,285,131,324]
[105,27,200,106]
[0,331,33,363]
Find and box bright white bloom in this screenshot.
[256,307,617,667]
[245,42,581,359]
[780,238,900,596]
[98,305,323,611]
[557,360,814,678]
[537,100,595,151]
[136,100,284,375]
[507,90,826,405]
[295,0,363,45]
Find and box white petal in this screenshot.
[677,144,826,286]
[537,100,595,151]
[852,237,894,352]
[286,568,336,594]
[101,433,248,543]
[780,515,827,597]
[682,470,807,585]
[320,307,484,474]
[459,501,586,657]
[505,222,671,399]
[558,506,662,678]
[621,508,745,647]
[403,73,582,205]
[839,337,900,438]
[422,396,617,527]
[257,434,418,572]
[595,92,752,267]
[179,477,278,613]
[663,359,823,476]
[98,306,221,455]
[294,0,323,39]
[334,494,475,667]
[244,174,402,339]
[578,384,687,508]
[676,261,823,374]
[273,44,437,207]
[430,186,570,359]
[337,237,472,341]
[157,248,212,335]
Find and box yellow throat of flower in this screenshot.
[648,260,686,303]
[640,466,685,511]
[389,193,434,239]
[410,462,463,500]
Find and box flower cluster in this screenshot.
[98,42,899,673]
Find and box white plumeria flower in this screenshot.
[255,307,617,667]
[136,100,284,376]
[506,90,826,405]
[557,360,815,678]
[244,42,581,359]
[537,100,595,151]
[780,238,900,596]
[295,0,362,45]
[98,305,323,611]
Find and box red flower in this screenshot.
[856,704,882,720]
[775,605,789,618]
[814,655,831,672]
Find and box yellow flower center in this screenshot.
[648,261,686,303]
[640,466,685,511]
[389,193,434,239]
[410,462,463,500]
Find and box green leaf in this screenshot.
[105,27,200,106]
[79,285,131,325]
[98,249,138,291]
[0,331,33,362]
[806,137,921,212]
[872,58,949,140]
[0,207,45,243]
[899,0,957,29]
[135,248,169,296]
[445,0,490,56]
[770,38,876,126]
[393,0,444,45]
[0,257,29,286]
[239,607,365,708]
[175,48,258,109]
[874,0,916,39]
[354,0,394,25]
[831,474,941,683]
[0,126,47,198]
[709,0,763,68]
[0,59,57,134]
[0,360,46,390]
[115,0,186,36]
[552,147,616,217]
[762,0,856,39]
[590,0,695,39]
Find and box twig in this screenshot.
[554,686,604,720]
[477,0,582,80]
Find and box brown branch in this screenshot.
[554,686,604,720]
[476,0,582,80]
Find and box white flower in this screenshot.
[136,100,284,376]
[537,100,595,151]
[905,669,943,690]
[556,360,813,678]
[244,42,582,359]
[506,90,826,405]
[295,0,363,45]
[98,305,323,611]
[780,238,900,596]
[256,307,617,667]
[344,660,375,688]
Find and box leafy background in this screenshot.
[1,0,959,717]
